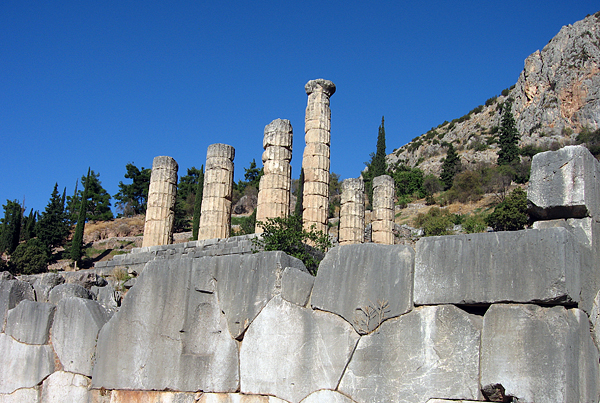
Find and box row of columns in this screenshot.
[141,79,396,248]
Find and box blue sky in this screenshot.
[1,1,598,214]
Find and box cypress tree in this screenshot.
[191,165,204,241]
[37,183,70,252]
[0,200,22,255]
[497,102,520,166]
[365,117,388,208]
[294,168,305,218]
[71,169,90,263]
[440,143,461,190]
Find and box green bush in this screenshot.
[446,171,484,203]
[463,214,488,233]
[413,208,453,237]
[486,188,528,231]
[253,215,331,275]
[9,238,49,275]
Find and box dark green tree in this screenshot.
[497,102,520,166]
[440,143,461,190]
[9,238,49,275]
[65,180,79,226]
[21,209,37,242]
[192,165,204,241]
[81,171,113,221]
[364,117,388,208]
[0,200,22,255]
[328,172,342,218]
[486,187,528,231]
[294,168,305,218]
[114,163,151,216]
[36,184,70,252]
[70,168,90,263]
[244,159,262,189]
[392,165,426,198]
[174,167,204,232]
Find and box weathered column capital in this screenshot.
[305,79,336,97]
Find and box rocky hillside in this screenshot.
[388,11,600,175]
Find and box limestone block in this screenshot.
[48,283,94,305]
[0,387,40,403]
[338,228,364,244]
[371,230,394,245]
[262,161,292,177]
[338,305,481,403]
[41,371,90,403]
[32,272,65,303]
[213,252,307,339]
[302,142,330,158]
[300,390,356,403]
[198,393,289,403]
[0,333,54,394]
[201,197,232,212]
[305,78,336,97]
[206,143,235,159]
[259,175,291,192]
[371,220,393,232]
[311,244,414,333]
[302,168,329,184]
[302,208,327,228]
[281,267,314,307]
[414,228,586,305]
[5,300,54,345]
[53,297,109,376]
[0,279,35,332]
[110,390,201,403]
[303,196,328,210]
[303,181,328,196]
[143,156,178,248]
[91,285,119,314]
[371,207,394,221]
[240,296,359,403]
[528,145,600,220]
[93,258,239,392]
[204,168,234,185]
[263,118,293,148]
[300,155,330,172]
[304,130,330,145]
[592,289,600,349]
[481,304,600,403]
[204,182,234,199]
[262,147,292,163]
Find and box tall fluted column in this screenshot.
[339,178,365,245]
[142,156,178,247]
[371,175,395,245]
[302,79,336,234]
[255,119,293,233]
[198,144,235,240]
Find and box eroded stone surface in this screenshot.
[48,283,93,305]
[110,390,201,403]
[414,228,586,306]
[371,175,394,245]
[240,296,359,403]
[5,300,54,345]
[300,390,356,403]
[281,267,314,307]
[198,393,290,403]
[143,156,179,247]
[32,272,64,303]
[41,371,90,403]
[481,304,600,403]
[528,145,600,220]
[339,305,481,403]
[312,244,414,333]
[93,257,239,392]
[0,387,40,403]
[53,297,110,376]
[0,279,35,332]
[339,178,364,245]
[0,333,54,394]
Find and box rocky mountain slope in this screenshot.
[388,11,600,175]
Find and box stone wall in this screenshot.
[1,146,600,403]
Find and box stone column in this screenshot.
[255,119,293,234]
[371,175,395,245]
[339,178,365,245]
[142,156,178,247]
[198,144,235,240]
[302,78,336,234]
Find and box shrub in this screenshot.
[253,215,331,275]
[446,170,484,203]
[9,238,49,275]
[463,214,488,233]
[486,188,528,231]
[413,208,453,237]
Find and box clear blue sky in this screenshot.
[1,1,598,214]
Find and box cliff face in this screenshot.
[388,11,600,175]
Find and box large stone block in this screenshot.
[48,283,94,305]
[93,257,239,392]
[339,305,481,403]
[213,252,307,339]
[0,333,54,394]
[198,393,289,403]
[32,272,64,303]
[414,228,586,305]
[528,145,600,220]
[0,279,35,332]
[0,387,40,403]
[300,390,356,403]
[53,297,110,376]
[109,390,201,403]
[481,304,600,403]
[41,371,90,403]
[311,244,414,333]
[240,296,359,403]
[281,267,314,307]
[5,300,54,345]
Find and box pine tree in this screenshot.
[65,180,79,226]
[294,168,305,218]
[21,209,37,242]
[0,200,22,255]
[114,163,151,216]
[497,102,520,166]
[36,183,69,252]
[440,143,461,190]
[364,117,388,208]
[192,165,204,241]
[70,168,90,263]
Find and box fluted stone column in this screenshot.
[339,178,365,245]
[198,144,235,240]
[142,156,178,247]
[372,175,395,245]
[255,119,293,234]
[302,79,336,234]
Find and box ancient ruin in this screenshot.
[371,174,395,245]
[338,177,365,245]
[141,156,178,248]
[301,79,335,235]
[198,143,235,240]
[255,119,293,233]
